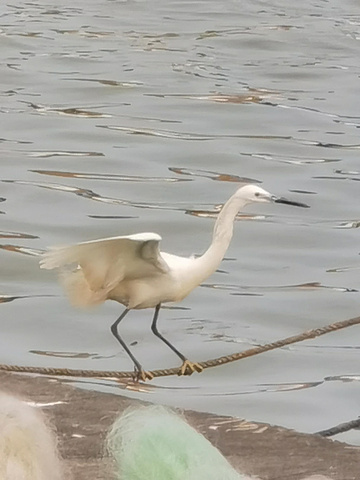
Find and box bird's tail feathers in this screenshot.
[59,269,108,308]
[40,246,80,270]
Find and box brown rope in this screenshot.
[1,315,360,380]
[317,418,360,437]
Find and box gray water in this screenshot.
[1,0,360,444]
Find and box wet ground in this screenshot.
[1,372,359,480]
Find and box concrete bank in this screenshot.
[0,371,358,480]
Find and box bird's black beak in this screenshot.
[271,195,310,208]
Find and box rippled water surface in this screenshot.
[1,0,360,443]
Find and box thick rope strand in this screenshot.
[1,315,359,380]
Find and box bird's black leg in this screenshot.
[151,304,203,376]
[110,308,153,382]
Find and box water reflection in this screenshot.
[26,151,104,158]
[186,209,266,222]
[29,350,111,360]
[205,381,324,396]
[70,79,143,87]
[67,378,324,398]
[0,245,43,256]
[0,231,38,239]
[88,215,137,220]
[241,152,340,165]
[2,180,191,211]
[0,294,54,304]
[25,102,113,118]
[149,89,277,104]
[334,221,360,229]
[201,281,358,295]
[52,29,115,39]
[327,265,360,273]
[325,375,360,383]
[32,169,189,182]
[169,167,259,183]
[299,140,360,149]
[0,198,5,215]
[98,125,292,141]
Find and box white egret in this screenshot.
[40,184,308,381]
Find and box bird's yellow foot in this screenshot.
[178,359,203,376]
[133,368,154,382]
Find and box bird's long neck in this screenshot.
[190,192,247,284]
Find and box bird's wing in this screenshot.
[40,233,169,292]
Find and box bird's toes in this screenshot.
[192,362,204,373]
[133,368,154,382]
[178,360,203,376]
[143,370,154,381]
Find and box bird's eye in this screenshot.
[254,192,260,197]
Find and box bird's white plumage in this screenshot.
[39,184,308,379]
[40,233,172,308]
[41,232,167,273]
[40,185,307,310]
